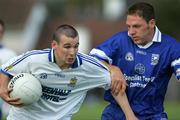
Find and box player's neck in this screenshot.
[58,62,71,69]
[54,52,71,70]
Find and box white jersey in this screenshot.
[1,48,111,120]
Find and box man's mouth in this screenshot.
[68,58,75,63]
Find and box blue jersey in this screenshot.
[90,27,180,119]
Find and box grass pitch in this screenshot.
[72,101,180,120]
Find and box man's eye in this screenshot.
[64,46,71,48]
[74,45,79,48]
[134,25,141,28]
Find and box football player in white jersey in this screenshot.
[0,19,17,120]
[0,24,137,120]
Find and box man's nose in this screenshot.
[69,48,76,55]
[128,27,135,36]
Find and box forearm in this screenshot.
[113,93,137,120]
[101,61,116,73]
[0,73,10,97]
[0,73,23,107]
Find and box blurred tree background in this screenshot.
[43,0,180,45]
[151,0,180,39]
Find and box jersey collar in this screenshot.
[137,26,161,49]
[71,54,82,68]
[152,26,161,43]
[49,48,82,68]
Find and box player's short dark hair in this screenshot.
[127,2,155,23]
[53,24,78,43]
[0,19,5,31]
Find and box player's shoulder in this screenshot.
[78,52,109,71]
[78,52,100,62]
[161,33,180,48]
[78,52,98,63]
[162,33,179,44]
[111,31,129,39]
[18,48,51,62]
[24,48,50,56]
[106,31,131,45]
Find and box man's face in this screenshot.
[52,35,79,68]
[126,15,155,46]
[0,24,4,40]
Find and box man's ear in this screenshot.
[149,19,156,28]
[51,40,58,49]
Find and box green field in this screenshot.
[72,101,180,120]
[2,101,180,120]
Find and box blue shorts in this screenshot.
[101,103,168,120]
[101,104,125,120]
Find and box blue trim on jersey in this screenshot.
[78,53,108,71]
[0,69,13,78]
[48,48,54,62]
[4,50,50,71]
[77,54,82,65]
[71,54,82,68]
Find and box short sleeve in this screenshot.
[1,53,30,78]
[171,42,180,80]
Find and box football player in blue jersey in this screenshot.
[0,24,137,120]
[90,2,180,120]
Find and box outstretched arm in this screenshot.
[113,93,138,120]
[102,61,137,119]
